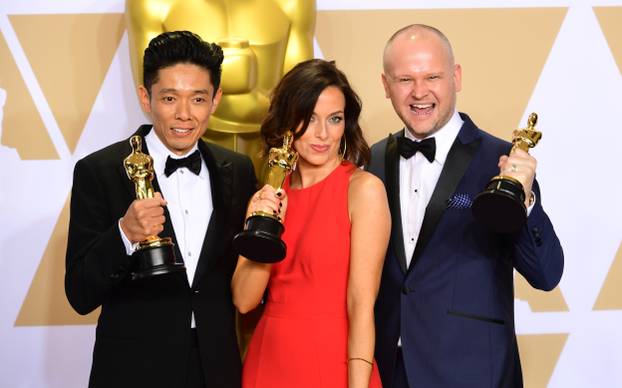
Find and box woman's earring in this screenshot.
[339,137,347,161]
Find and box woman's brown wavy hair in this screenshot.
[260,59,370,167]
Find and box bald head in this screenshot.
[380,24,462,139]
[383,24,455,72]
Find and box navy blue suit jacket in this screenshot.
[368,113,563,388]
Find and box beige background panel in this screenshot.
[515,273,569,312]
[15,197,99,326]
[9,13,125,154]
[593,241,622,310]
[518,333,568,388]
[316,8,567,144]
[0,30,57,159]
[594,7,622,74]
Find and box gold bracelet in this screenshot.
[348,357,373,366]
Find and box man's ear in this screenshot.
[137,85,152,113]
[381,73,391,98]
[453,64,462,93]
[210,87,223,114]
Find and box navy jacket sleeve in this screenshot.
[511,179,564,291]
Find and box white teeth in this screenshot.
[411,104,433,109]
[172,128,191,133]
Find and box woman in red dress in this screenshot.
[232,59,390,388]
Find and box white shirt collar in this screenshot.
[144,128,202,178]
[403,110,463,166]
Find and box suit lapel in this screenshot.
[385,132,408,273]
[191,140,232,287]
[150,170,184,264]
[408,114,481,272]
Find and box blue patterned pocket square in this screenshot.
[446,193,473,209]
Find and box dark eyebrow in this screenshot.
[158,88,210,95]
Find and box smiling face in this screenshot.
[293,86,346,171]
[382,29,461,139]
[138,63,222,155]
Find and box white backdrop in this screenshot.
[1,1,621,387]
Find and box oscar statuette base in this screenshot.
[472,176,527,234]
[131,237,186,281]
[233,215,286,263]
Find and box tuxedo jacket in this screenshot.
[368,113,564,388]
[65,125,256,388]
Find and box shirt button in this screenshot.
[188,252,192,257]
[180,170,184,174]
[185,209,189,214]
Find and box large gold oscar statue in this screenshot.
[125,0,316,169]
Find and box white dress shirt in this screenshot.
[400,110,463,269]
[119,130,213,328]
[397,111,536,347]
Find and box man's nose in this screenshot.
[175,101,191,120]
[411,80,428,100]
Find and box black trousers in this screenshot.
[187,329,206,388]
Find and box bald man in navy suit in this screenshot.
[368,24,563,388]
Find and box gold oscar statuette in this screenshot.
[123,135,185,280]
[472,113,542,233]
[233,132,298,263]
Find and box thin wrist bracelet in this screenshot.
[348,357,373,366]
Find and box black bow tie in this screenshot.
[397,136,436,163]
[164,149,202,177]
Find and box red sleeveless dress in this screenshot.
[242,162,382,388]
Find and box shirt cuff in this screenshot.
[118,218,139,256]
[526,191,536,217]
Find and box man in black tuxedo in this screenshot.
[368,24,564,387]
[65,31,256,388]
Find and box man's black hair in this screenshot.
[143,31,224,95]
